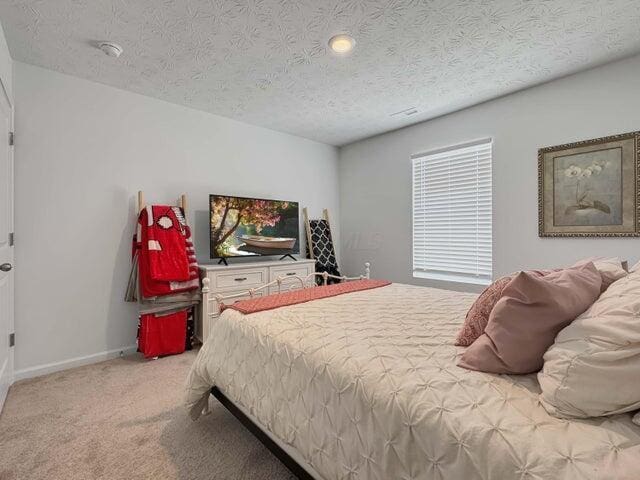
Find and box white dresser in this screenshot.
[196,258,316,342]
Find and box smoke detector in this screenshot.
[99,42,123,58]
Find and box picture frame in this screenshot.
[538,131,640,237]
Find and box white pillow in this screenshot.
[634,412,640,426]
[574,256,627,291]
[538,270,640,418]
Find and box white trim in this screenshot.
[413,270,491,286]
[411,137,492,160]
[0,70,12,110]
[0,73,13,414]
[0,384,7,414]
[13,345,138,382]
[0,356,10,413]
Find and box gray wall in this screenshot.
[339,54,640,292]
[13,62,339,374]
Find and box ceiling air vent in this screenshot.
[390,107,418,118]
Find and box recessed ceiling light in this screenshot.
[328,34,355,55]
[99,42,123,58]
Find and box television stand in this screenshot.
[217,258,229,266]
[197,259,316,342]
[279,254,297,261]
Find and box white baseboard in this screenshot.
[13,345,138,382]
[0,356,9,413]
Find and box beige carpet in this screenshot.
[0,350,295,480]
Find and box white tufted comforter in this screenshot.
[186,283,640,479]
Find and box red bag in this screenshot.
[138,310,187,358]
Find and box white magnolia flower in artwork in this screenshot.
[580,167,593,178]
[563,158,611,216]
[565,165,582,178]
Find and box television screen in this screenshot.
[210,195,300,259]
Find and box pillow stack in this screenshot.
[456,257,628,376]
[455,269,556,347]
[455,274,514,347]
[456,256,639,422]
[458,263,602,374]
[538,269,640,418]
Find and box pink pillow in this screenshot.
[458,263,601,374]
[455,275,513,346]
[455,269,558,346]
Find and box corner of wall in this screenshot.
[0,20,13,103]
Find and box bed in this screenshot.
[185,281,640,480]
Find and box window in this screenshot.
[412,139,492,285]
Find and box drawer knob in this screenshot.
[234,277,247,282]
[286,272,296,276]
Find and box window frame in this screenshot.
[411,138,493,286]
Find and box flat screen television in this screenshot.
[209,194,300,259]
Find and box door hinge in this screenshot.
[8,131,13,146]
[9,332,14,347]
[9,232,13,246]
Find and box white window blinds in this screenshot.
[412,139,492,285]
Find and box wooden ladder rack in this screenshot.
[137,190,188,215]
[303,207,333,260]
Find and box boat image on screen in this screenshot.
[210,195,299,259]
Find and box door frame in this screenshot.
[0,73,14,412]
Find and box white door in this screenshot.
[0,81,13,411]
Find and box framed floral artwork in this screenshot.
[538,131,640,237]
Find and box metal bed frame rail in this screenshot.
[211,387,316,480]
[212,262,371,305]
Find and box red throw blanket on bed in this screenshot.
[222,279,391,315]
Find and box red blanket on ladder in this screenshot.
[135,205,199,298]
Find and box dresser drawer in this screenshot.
[214,268,268,290]
[269,264,313,281]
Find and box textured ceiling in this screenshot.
[1,1,640,146]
